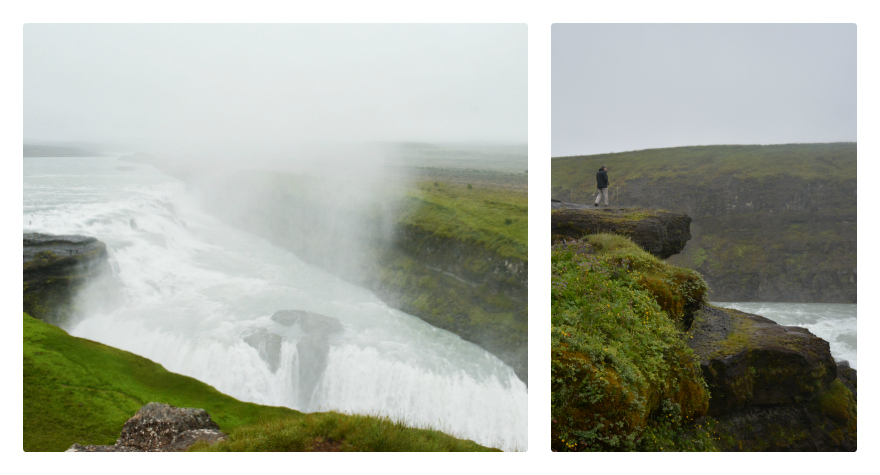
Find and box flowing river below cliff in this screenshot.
[23,155,528,451]
[713,301,857,369]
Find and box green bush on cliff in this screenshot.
[23,313,493,452]
[551,235,711,451]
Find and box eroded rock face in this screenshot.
[243,328,284,372]
[690,306,837,414]
[836,360,857,402]
[272,310,343,409]
[550,205,691,259]
[66,403,227,452]
[689,305,856,451]
[23,233,110,327]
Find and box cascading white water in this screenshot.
[24,155,527,451]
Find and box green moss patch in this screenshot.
[550,236,710,451]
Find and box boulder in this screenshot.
[66,402,227,452]
[243,328,284,372]
[550,205,691,259]
[689,306,836,413]
[688,305,856,451]
[271,310,343,409]
[23,233,109,327]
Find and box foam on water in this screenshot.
[713,301,857,369]
[24,156,527,451]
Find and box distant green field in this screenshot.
[552,142,856,189]
[401,181,528,261]
[23,313,493,452]
[551,143,856,303]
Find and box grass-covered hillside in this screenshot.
[23,313,495,452]
[401,181,527,262]
[378,178,528,381]
[551,234,715,451]
[551,143,856,302]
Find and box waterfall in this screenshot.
[24,155,528,451]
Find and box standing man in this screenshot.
[594,165,609,207]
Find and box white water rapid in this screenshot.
[23,155,527,451]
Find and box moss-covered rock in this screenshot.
[550,236,709,451]
[706,379,856,451]
[551,206,692,259]
[23,233,110,327]
[836,360,857,402]
[372,224,528,382]
[689,305,837,414]
[688,305,855,451]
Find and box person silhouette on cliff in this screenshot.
[594,165,609,207]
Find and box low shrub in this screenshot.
[551,236,711,451]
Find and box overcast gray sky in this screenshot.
[552,24,856,157]
[24,24,527,149]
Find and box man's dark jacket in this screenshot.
[596,168,609,189]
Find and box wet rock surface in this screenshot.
[23,232,110,327]
[836,360,857,402]
[550,205,691,259]
[689,305,836,413]
[272,310,344,409]
[243,328,284,372]
[689,305,856,451]
[66,402,227,452]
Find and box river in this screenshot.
[23,155,527,451]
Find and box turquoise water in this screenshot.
[712,301,857,369]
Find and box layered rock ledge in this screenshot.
[23,233,109,327]
[551,202,691,259]
[688,305,856,451]
[67,402,227,452]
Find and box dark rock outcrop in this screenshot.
[836,360,857,402]
[66,402,227,452]
[23,233,109,327]
[272,310,343,409]
[688,305,856,451]
[243,328,284,372]
[551,205,691,259]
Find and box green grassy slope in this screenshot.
[552,143,856,186]
[552,143,856,302]
[23,313,494,452]
[376,179,528,381]
[551,235,714,451]
[401,181,527,262]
